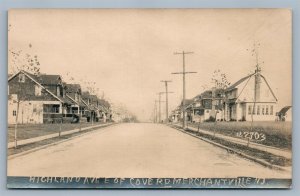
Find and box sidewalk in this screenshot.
[8,123,114,149]
[170,123,292,159]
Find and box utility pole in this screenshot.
[157,92,165,123]
[154,100,159,123]
[172,51,197,129]
[161,80,173,123]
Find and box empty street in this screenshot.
[7,123,290,178]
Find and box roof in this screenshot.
[278,106,292,115]
[89,95,98,101]
[179,99,193,108]
[8,70,64,103]
[194,88,225,100]
[98,99,110,108]
[81,91,91,98]
[37,74,61,85]
[66,84,81,93]
[60,97,73,105]
[226,73,255,91]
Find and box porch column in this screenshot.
[59,103,62,114]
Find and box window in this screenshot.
[266,105,269,115]
[35,85,42,96]
[248,105,252,115]
[13,110,17,116]
[18,73,26,83]
[203,100,212,109]
[262,106,265,115]
[257,105,260,115]
[252,106,256,115]
[270,105,274,115]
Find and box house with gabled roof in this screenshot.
[187,88,225,123]
[8,70,66,124]
[224,68,278,121]
[81,91,98,122]
[65,83,89,122]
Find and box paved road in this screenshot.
[8,123,290,178]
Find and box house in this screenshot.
[65,84,88,122]
[276,106,292,121]
[187,88,225,123]
[170,106,181,122]
[37,75,73,121]
[97,98,112,122]
[224,68,278,121]
[81,91,94,122]
[8,71,65,124]
[88,95,102,122]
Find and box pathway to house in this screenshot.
[8,123,290,178]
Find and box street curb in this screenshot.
[168,124,289,172]
[8,123,117,160]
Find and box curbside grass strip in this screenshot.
[168,124,288,172]
[8,123,117,160]
[174,123,291,159]
[7,123,114,149]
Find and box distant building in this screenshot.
[224,68,278,121]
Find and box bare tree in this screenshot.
[9,44,41,148]
[9,44,41,75]
[211,69,231,90]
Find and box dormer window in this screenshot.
[18,73,26,83]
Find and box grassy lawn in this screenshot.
[183,127,291,167]
[7,122,106,142]
[8,123,113,156]
[187,121,292,149]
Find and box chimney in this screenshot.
[254,67,261,102]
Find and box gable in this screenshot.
[8,71,63,102]
[236,74,277,103]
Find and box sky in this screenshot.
[8,9,292,121]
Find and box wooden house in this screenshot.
[224,68,278,121]
[8,71,65,124]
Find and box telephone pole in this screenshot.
[161,80,173,123]
[172,51,197,129]
[154,100,159,123]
